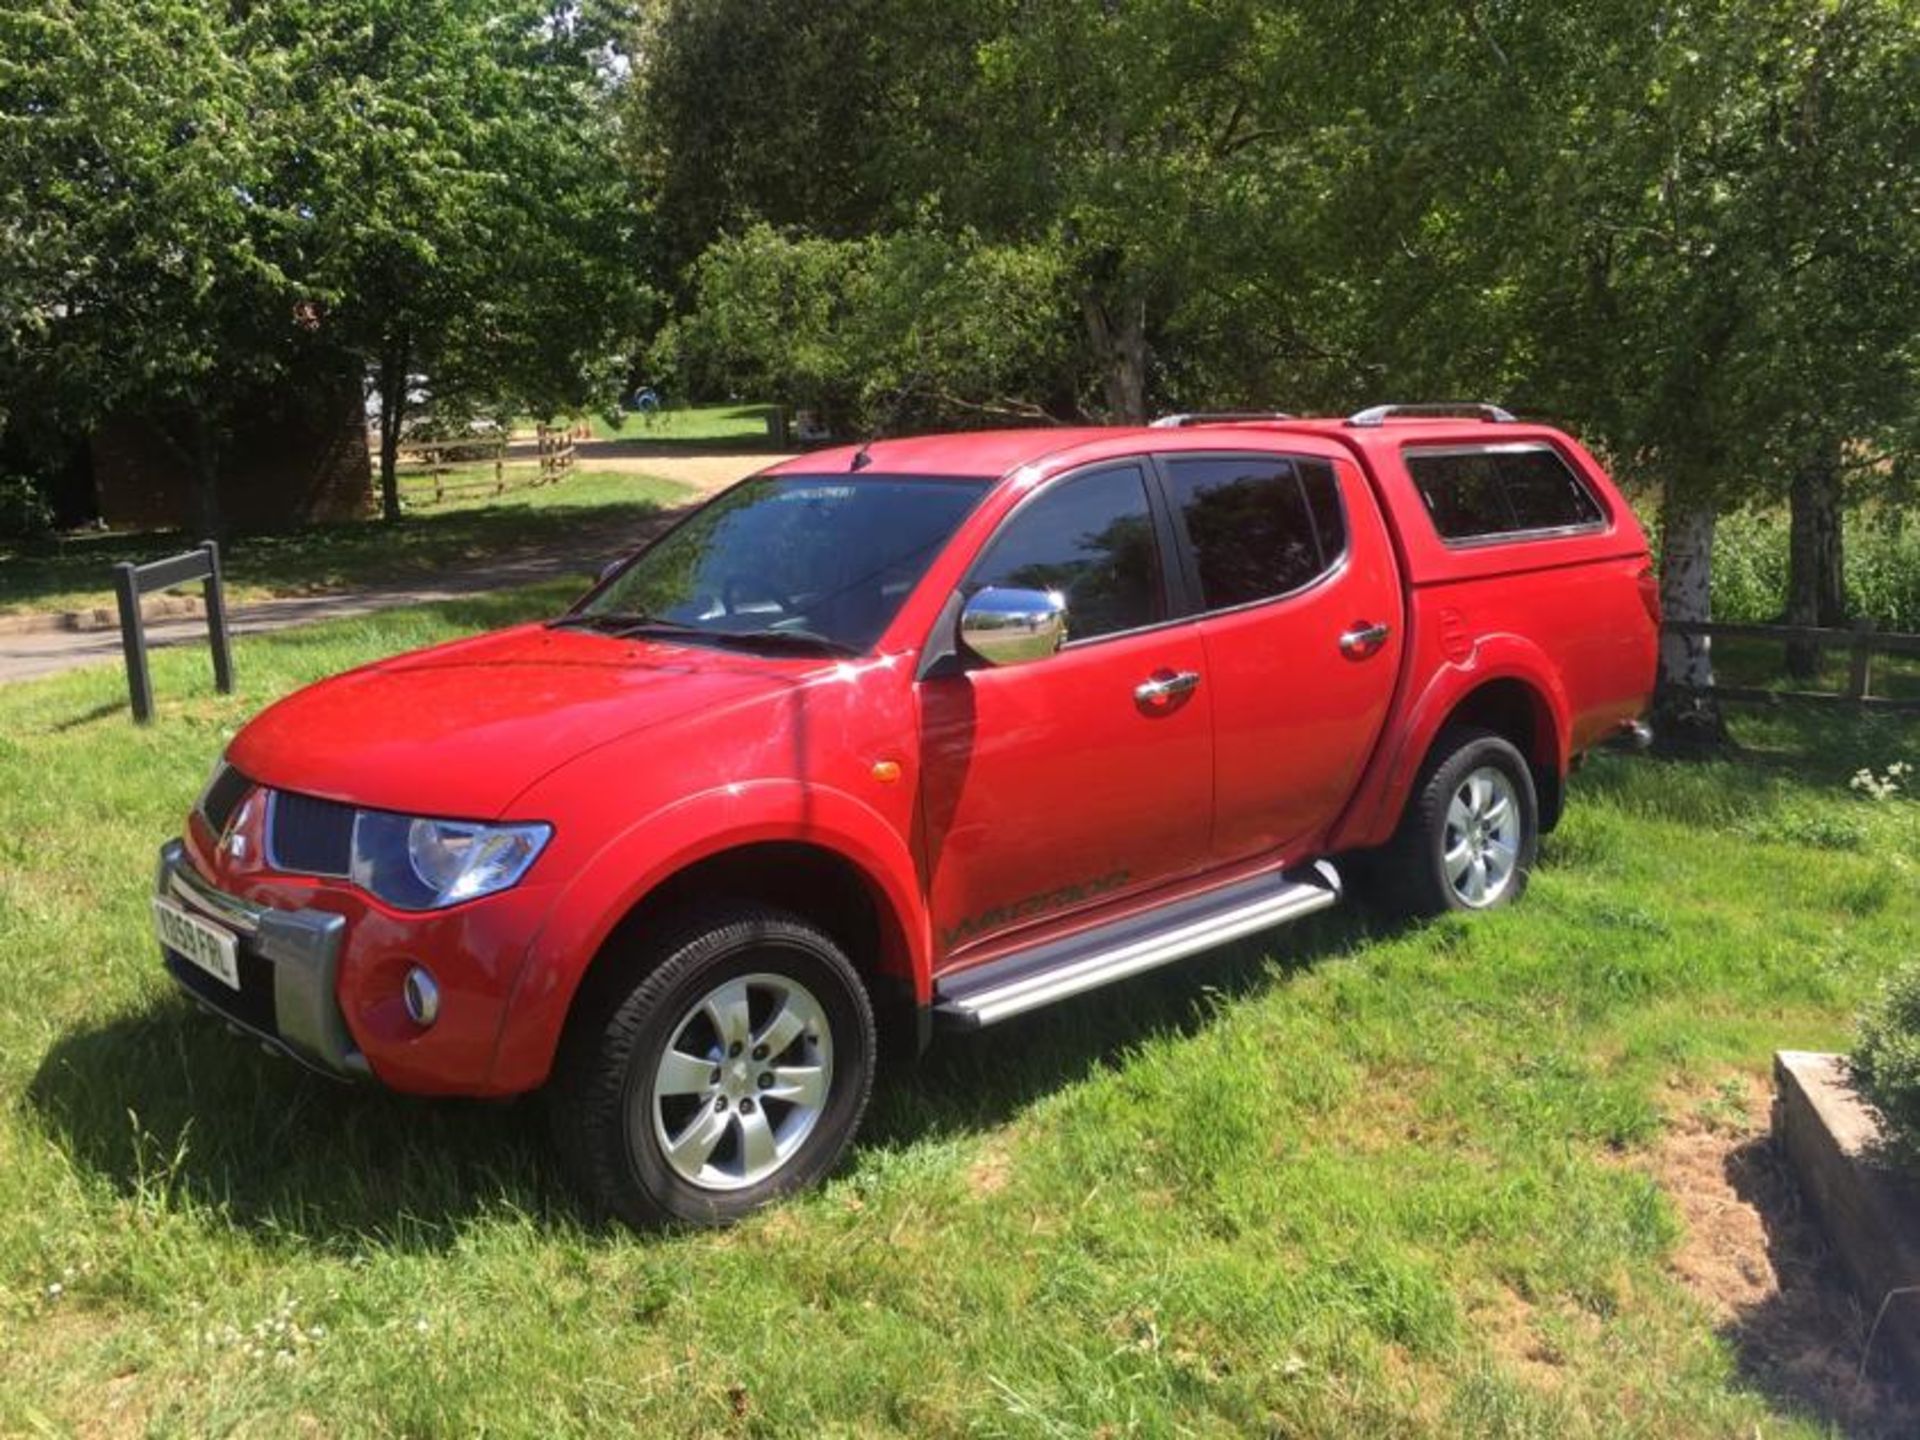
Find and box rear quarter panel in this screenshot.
[1327,427,1657,850]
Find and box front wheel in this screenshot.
[549,904,875,1228]
[1381,727,1539,918]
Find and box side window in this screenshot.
[969,464,1165,643]
[1164,455,1345,610]
[1407,445,1604,542]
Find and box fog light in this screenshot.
[402,966,440,1027]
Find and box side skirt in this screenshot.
[932,861,1341,1030]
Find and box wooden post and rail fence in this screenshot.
[1662,619,1920,712]
[389,422,587,506]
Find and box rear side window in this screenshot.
[969,464,1165,642]
[1406,445,1604,542]
[1163,455,1346,610]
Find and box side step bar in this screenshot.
[934,862,1342,1030]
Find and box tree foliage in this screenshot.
[1,0,647,529]
[2,0,314,534]
[657,223,1073,430]
[634,0,1920,720]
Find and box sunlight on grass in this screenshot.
[0,604,1914,1434]
[570,402,779,445]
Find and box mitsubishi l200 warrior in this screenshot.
[154,404,1658,1226]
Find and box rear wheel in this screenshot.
[1380,727,1539,918]
[549,904,875,1228]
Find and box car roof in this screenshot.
[763,429,1120,480]
[761,417,1571,483]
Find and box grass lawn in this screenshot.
[1,594,1917,1435]
[0,471,690,619]
[566,402,781,446]
[500,402,780,446]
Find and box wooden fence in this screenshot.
[1663,619,1920,712]
[534,423,578,481]
[391,422,584,506]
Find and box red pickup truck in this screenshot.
[154,403,1657,1226]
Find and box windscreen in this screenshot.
[579,474,990,654]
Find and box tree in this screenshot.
[1716,2,1920,668]
[658,223,1073,432]
[3,0,650,531]
[2,0,315,537]
[277,0,648,522]
[631,0,1920,742]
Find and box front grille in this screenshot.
[199,763,253,836]
[267,790,356,877]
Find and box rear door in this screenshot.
[1152,448,1403,863]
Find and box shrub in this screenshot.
[1850,962,1920,1162]
[1639,503,1920,632]
[0,473,54,543]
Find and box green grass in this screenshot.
[0,471,690,618]
[1710,634,1920,703]
[543,402,782,446]
[1,598,1917,1435]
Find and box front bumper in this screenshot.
[156,838,370,1081]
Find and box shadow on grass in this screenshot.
[1719,1134,1920,1436]
[26,907,1384,1249]
[50,699,130,732]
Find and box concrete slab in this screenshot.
[1773,1050,1920,1383]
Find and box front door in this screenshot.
[918,462,1214,964]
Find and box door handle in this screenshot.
[1339,621,1392,658]
[1135,669,1201,706]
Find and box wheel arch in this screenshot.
[1440,676,1566,831]
[1334,643,1572,850]
[486,783,929,1093]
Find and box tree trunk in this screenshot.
[1784,439,1845,678]
[1653,478,1728,750]
[1081,291,1148,424]
[377,342,409,524]
[184,408,225,542]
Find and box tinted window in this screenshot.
[1407,446,1603,541]
[1165,455,1345,610]
[1301,460,1347,562]
[969,465,1164,642]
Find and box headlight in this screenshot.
[349,813,552,910]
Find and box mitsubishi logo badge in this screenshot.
[222,792,258,863]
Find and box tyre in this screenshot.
[1380,726,1539,918]
[549,904,876,1228]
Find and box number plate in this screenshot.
[152,896,241,990]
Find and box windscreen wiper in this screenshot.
[549,613,855,655]
[548,612,709,639]
[704,627,859,657]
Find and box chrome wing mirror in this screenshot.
[959,586,1068,666]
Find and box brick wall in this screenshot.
[93,359,372,532]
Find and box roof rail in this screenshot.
[1345,402,1516,428]
[1148,410,1295,428]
